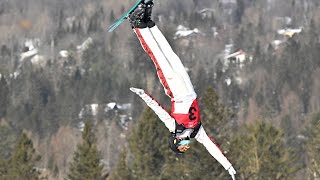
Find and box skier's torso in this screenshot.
[171,98,200,128]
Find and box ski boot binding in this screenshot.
[129,0,154,28]
[129,3,147,28]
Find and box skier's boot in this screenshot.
[129,3,147,28]
[144,0,155,28]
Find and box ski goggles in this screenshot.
[177,139,191,152]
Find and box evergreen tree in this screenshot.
[109,10,115,23]
[0,157,8,179]
[6,133,40,180]
[188,87,233,179]
[108,150,132,180]
[111,87,234,179]
[230,121,299,180]
[162,87,233,179]
[0,76,9,117]
[305,113,320,179]
[128,108,168,179]
[201,87,232,136]
[68,121,104,180]
[0,125,17,159]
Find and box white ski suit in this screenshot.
[130,25,234,171]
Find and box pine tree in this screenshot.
[111,87,235,179]
[0,76,9,117]
[6,133,40,180]
[0,157,8,179]
[68,121,104,180]
[305,113,320,179]
[0,125,17,159]
[162,87,233,179]
[128,108,168,179]
[188,87,233,179]
[201,87,232,136]
[108,150,132,180]
[230,121,299,180]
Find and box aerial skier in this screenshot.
[128,1,236,179]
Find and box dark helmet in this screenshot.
[169,135,191,154]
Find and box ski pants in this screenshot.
[133,26,197,111]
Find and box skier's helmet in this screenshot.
[169,135,191,154]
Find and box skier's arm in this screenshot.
[130,87,176,132]
[194,126,233,170]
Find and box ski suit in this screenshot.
[131,25,232,170]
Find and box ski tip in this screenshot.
[107,27,113,32]
[108,23,119,32]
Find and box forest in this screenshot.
[0,0,320,179]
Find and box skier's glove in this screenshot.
[130,87,144,95]
[227,166,236,180]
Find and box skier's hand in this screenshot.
[227,166,236,180]
[130,87,145,95]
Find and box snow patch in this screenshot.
[78,121,85,131]
[77,37,93,53]
[106,102,117,110]
[59,50,69,58]
[20,49,38,62]
[235,77,243,85]
[91,104,99,116]
[30,55,46,67]
[10,71,20,79]
[119,115,132,130]
[174,25,201,39]
[225,78,231,86]
[220,0,236,4]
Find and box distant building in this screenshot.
[78,102,133,130]
[277,28,302,38]
[225,49,246,62]
[224,49,253,69]
[197,8,214,19]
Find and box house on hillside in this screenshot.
[197,8,214,19]
[20,39,39,62]
[277,28,302,38]
[224,49,252,69]
[19,39,47,69]
[78,102,132,130]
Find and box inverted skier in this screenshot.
[127,1,236,179]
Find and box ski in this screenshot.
[108,0,144,32]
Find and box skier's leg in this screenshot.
[129,0,195,100]
[149,25,196,97]
[134,28,190,99]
